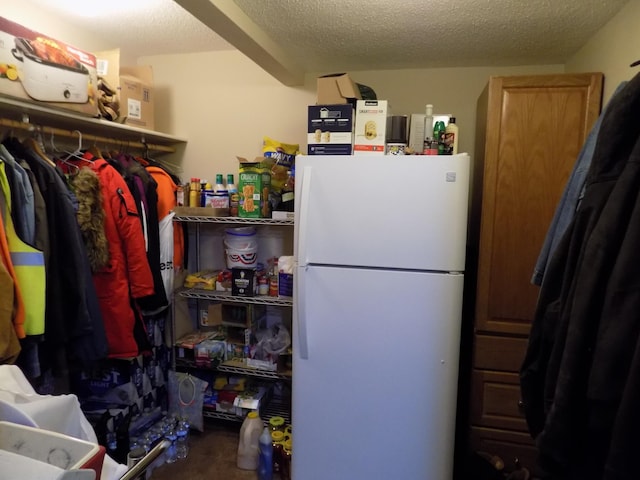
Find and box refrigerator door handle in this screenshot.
[297,166,312,266]
[295,265,309,359]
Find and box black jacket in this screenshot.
[520,71,640,480]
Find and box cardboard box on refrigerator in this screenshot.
[307,104,354,155]
[353,100,389,155]
[316,73,361,105]
[0,16,99,116]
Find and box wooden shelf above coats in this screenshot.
[0,95,187,154]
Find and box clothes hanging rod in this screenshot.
[0,117,175,154]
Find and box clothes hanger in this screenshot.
[61,129,92,165]
[22,126,56,168]
[50,130,80,175]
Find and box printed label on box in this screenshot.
[307,104,353,155]
[354,100,389,155]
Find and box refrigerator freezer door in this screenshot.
[292,265,464,480]
[294,154,470,272]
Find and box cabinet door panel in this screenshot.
[473,334,528,372]
[470,426,538,474]
[470,369,528,431]
[474,73,603,335]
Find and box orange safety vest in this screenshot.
[0,163,45,337]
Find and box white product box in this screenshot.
[353,100,389,155]
[408,113,426,153]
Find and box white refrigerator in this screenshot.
[292,154,470,480]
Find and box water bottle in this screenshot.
[258,427,273,480]
[176,421,189,459]
[165,428,178,464]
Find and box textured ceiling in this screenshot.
[15,0,631,85]
[230,0,629,70]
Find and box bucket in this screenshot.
[237,411,263,470]
[225,227,258,268]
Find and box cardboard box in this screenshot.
[207,302,266,328]
[353,100,390,155]
[278,272,293,297]
[307,104,354,155]
[232,268,256,296]
[0,17,99,116]
[95,49,155,129]
[317,73,361,105]
[237,156,271,218]
[408,113,426,153]
[195,339,226,367]
[119,66,154,130]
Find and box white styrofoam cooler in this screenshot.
[0,421,105,480]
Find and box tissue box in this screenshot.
[278,273,293,297]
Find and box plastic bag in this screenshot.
[168,370,208,431]
[262,136,299,196]
[253,323,291,361]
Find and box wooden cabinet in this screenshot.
[468,73,603,472]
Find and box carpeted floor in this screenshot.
[148,419,265,480]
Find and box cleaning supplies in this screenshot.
[258,426,273,480]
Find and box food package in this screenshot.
[262,136,299,198]
[184,270,219,290]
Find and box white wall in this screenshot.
[566,0,640,103]
[143,52,562,181]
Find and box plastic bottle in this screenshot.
[227,174,239,217]
[445,116,459,155]
[278,170,294,212]
[237,411,263,470]
[200,179,211,207]
[189,177,200,207]
[214,174,225,193]
[433,120,446,155]
[176,420,189,459]
[422,104,434,154]
[257,427,273,480]
[165,427,178,464]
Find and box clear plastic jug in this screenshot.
[237,411,263,470]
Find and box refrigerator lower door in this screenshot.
[292,265,464,480]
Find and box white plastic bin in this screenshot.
[0,421,105,479]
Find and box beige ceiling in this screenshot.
[18,0,631,86]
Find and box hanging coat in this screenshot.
[0,162,45,337]
[88,156,155,358]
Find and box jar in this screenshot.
[280,438,292,480]
[269,416,285,433]
[270,430,285,474]
[258,276,269,296]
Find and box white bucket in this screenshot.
[224,227,258,269]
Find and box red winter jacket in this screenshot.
[89,157,154,357]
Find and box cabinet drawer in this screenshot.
[473,334,528,372]
[471,370,528,431]
[470,426,537,474]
